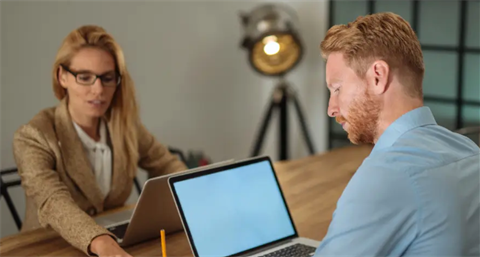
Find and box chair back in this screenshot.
[0,168,23,230]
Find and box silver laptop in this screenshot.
[93,159,235,246]
[168,156,321,257]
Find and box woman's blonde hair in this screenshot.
[320,12,424,98]
[52,25,139,173]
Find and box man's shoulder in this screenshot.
[371,124,478,171]
[338,155,418,211]
[403,124,479,154]
[349,124,480,201]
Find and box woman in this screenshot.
[12,25,187,256]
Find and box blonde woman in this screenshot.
[12,25,187,256]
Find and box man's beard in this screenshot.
[336,89,381,145]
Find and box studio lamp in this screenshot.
[239,3,316,160]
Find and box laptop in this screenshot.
[93,159,235,246]
[168,156,321,257]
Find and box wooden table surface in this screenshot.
[0,144,373,256]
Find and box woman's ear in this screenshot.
[58,66,68,89]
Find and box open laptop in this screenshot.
[93,159,235,247]
[168,156,321,257]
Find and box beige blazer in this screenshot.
[12,98,187,255]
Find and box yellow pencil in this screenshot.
[161,229,167,257]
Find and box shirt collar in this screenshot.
[372,106,437,154]
[73,119,107,150]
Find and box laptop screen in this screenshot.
[170,158,296,257]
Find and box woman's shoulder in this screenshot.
[14,105,58,141]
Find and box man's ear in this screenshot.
[58,66,68,89]
[368,60,389,95]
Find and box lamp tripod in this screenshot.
[251,78,316,160]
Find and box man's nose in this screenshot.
[328,97,339,118]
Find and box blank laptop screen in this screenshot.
[171,160,296,257]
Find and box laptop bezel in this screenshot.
[168,156,299,257]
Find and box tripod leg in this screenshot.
[251,98,276,157]
[279,86,288,160]
[291,92,316,155]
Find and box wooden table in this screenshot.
[0,145,373,256]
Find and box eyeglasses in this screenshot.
[60,64,121,87]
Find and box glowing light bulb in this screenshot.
[264,41,280,55]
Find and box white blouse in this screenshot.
[73,119,112,199]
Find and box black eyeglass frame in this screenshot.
[60,64,122,87]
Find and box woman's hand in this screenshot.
[89,235,133,257]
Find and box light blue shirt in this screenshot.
[314,106,479,256]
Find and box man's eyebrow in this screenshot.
[327,79,342,88]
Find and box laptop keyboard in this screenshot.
[259,243,316,257]
[106,222,129,239]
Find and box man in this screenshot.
[315,12,479,256]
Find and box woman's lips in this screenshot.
[87,100,105,108]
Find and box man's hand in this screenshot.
[89,235,132,257]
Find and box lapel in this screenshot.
[103,119,130,207]
[54,98,105,212]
